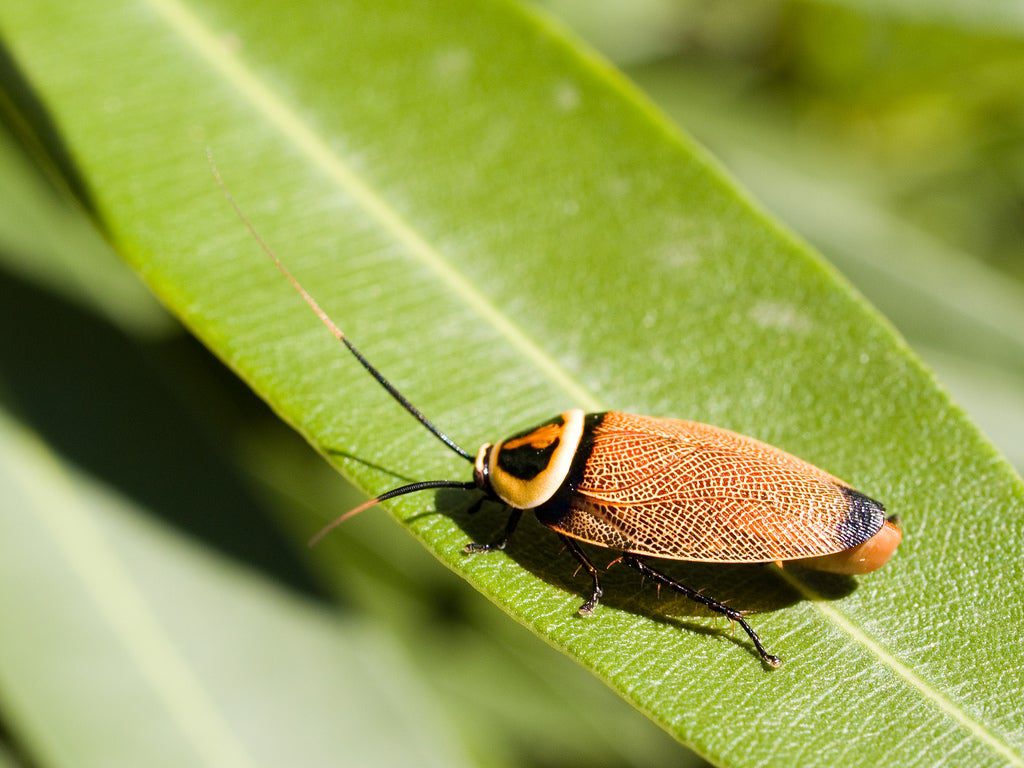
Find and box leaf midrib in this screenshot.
[146,0,600,413]
[136,0,1023,763]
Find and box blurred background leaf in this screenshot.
[0,411,473,768]
[1,1,1022,767]
[0,111,170,335]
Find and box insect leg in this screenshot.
[622,555,782,668]
[558,535,603,616]
[463,508,523,554]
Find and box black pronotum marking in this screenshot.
[496,415,565,481]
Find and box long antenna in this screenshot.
[308,479,476,546]
[208,149,474,462]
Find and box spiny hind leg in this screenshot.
[557,535,603,616]
[621,554,781,668]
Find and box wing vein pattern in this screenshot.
[551,413,880,562]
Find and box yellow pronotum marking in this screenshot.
[502,422,563,451]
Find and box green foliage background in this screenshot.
[1,1,1022,767]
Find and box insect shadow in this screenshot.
[326,435,856,663]
[323,448,419,486]
[423,488,857,662]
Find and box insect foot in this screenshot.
[463,540,505,554]
[577,586,603,616]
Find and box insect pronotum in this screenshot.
[211,156,902,668]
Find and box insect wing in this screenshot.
[556,413,884,563]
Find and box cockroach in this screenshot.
[212,160,901,668]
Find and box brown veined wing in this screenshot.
[549,412,884,563]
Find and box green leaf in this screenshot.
[3,1,1023,767]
